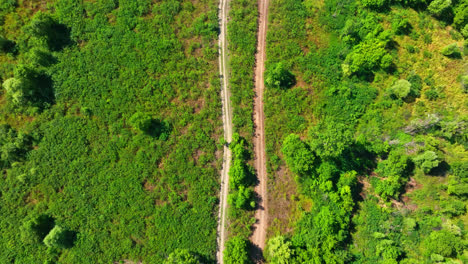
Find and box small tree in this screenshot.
[129,112,152,133]
[164,249,200,264]
[441,43,461,58]
[43,225,74,249]
[265,236,293,264]
[20,214,54,244]
[389,80,411,99]
[281,134,315,175]
[414,151,440,174]
[229,159,249,189]
[265,62,295,89]
[427,0,452,19]
[224,236,250,264]
[228,185,254,209]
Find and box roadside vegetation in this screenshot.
[0,0,222,263]
[265,0,468,263]
[223,0,259,262]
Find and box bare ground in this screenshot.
[251,0,270,261]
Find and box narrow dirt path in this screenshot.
[251,0,269,258]
[216,0,232,261]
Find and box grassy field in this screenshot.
[0,0,222,263]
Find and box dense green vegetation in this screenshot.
[265,0,468,263]
[0,0,222,263]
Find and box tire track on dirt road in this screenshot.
[216,0,232,261]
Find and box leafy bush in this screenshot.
[0,124,32,168]
[374,175,405,199]
[23,12,71,51]
[376,151,412,178]
[228,185,255,209]
[342,37,392,76]
[427,0,453,20]
[2,64,54,107]
[441,43,461,58]
[413,151,440,173]
[389,79,411,99]
[281,134,315,175]
[20,214,55,244]
[460,75,468,92]
[265,62,296,89]
[129,112,152,133]
[423,230,463,257]
[392,18,412,35]
[164,249,201,264]
[265,236,293,264]
[424,88,439,100]
[224,236,250,264]
[43,225,75,249]
[453,2,468,30]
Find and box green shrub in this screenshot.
[413,151,440,173]
[405,44,415,53]
[424,88,439,100]
[224,236,250,264]
[453,3,468,30]
[424,230,463,257]
[265,62,296,89]
[342,37,392,76]
[392,19,412,35]
[43,225,74,249]
[281,134,315,175]
[228,185,254,209]
[389,79,412,99]
[427,0,452,19]
[129,112,152,133]
[20,214,55,244]
[164,249,201,264]
[441,43,461,58]
[265,236,293,264]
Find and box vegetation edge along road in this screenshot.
[216,0,233,261]
[252,0,269,254]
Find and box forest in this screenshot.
[0,0,222,263]
[262,0,468,263]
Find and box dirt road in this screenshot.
[216,0,232,261]
[251,0,269,256]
